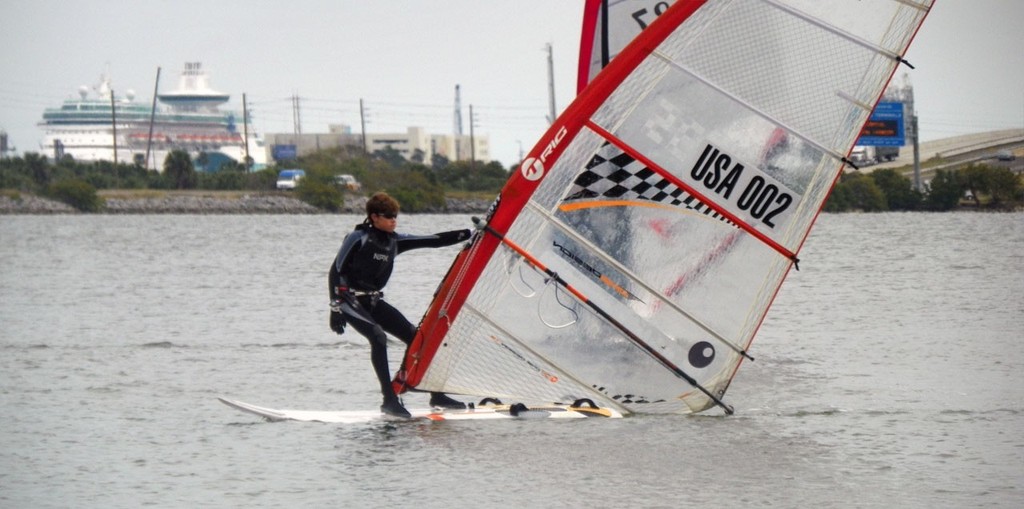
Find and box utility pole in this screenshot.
[292,94,302,135]
[360,99,368,155]
[243,93,251,173]
[145,66,161,171]
[454,84,463,161]
[546,43,557,125]
[110,89,118,166]
[912,113,921,192]
[469,104,476,169]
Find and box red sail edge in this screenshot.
[395,0,709,394]
[577,0,603,94]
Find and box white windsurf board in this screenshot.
[218,397,622,423]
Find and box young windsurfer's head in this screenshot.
[366,192,399,232]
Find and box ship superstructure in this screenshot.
[38,62,266,171]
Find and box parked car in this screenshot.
[334,174,362,191]
[276,169,306,190]
[995,149,1015,161]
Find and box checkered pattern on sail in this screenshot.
[564,143,734,225]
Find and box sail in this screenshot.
[578,0,678,93]
[399,0,933,415]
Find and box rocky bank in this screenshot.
[0,192,492,215]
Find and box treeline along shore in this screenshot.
[0,191,492,215]
[2,146,1020,215]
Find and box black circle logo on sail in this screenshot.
[688,341,715,368]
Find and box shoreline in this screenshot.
[0,191,492,215]
[2,190,1015,215]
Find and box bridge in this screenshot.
[857,128,1024,178]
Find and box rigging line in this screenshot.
[585,120,799,265]
[758,0,916,68]
[647,49,848,165]
[525,200,754,361]
[474,217,735,415]
[461,301,629,414]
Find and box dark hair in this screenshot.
[366,192,399,219]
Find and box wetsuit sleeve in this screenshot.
[395,229,471,255]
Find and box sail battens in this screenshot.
[836,90,876,112]
[648,48,849,164]
[893,0,931,11]
[526,199,753,360]
[479,218,734,415]
[759,0,904,59]
[585,119,799,263]
[460,302,629,411]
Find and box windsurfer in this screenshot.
[328,192,471,418]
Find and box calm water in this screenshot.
[1,212,1021,508]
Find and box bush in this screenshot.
[296,179,344,211]
[47,179,104,212]
[825,172,887,212]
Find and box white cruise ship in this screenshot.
[39,62,267,171]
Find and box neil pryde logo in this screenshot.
[553,241,642,302]
[520,125,569,181]
[373,253,389,262]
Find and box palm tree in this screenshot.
[163,150,196,189]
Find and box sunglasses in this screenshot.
[376,213,398,219]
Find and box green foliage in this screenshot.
[960,164,987,207]
[163,150,197,189]
[986,166,1022,207]
[959,163,1022,208]
[196,164,273,191]
[238,168,278,191]
[434,160,509,192]
[924,169,962,211]
[28,145,1022,214]
[296,180,344,211]
[361,162,446,212]
[46,179,104,212]
[25,152,51,187]
[826,164,1023,212]
[870,168,921,210]
[372,146,407,168]
[0,155,38,190]
[825,172,887,212]
[295,170,344,211]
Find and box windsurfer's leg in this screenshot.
[373,300,466,409]
[372,300,416,345]
[341,302,410,418]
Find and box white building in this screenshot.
[266,125,489,165]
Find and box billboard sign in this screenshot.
[272,144,297,161]
[856,102,905,146]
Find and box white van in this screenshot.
[276,169,306,190]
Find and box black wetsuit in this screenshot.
[328,222,470,402]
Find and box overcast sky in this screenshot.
[1,0,1021,168]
